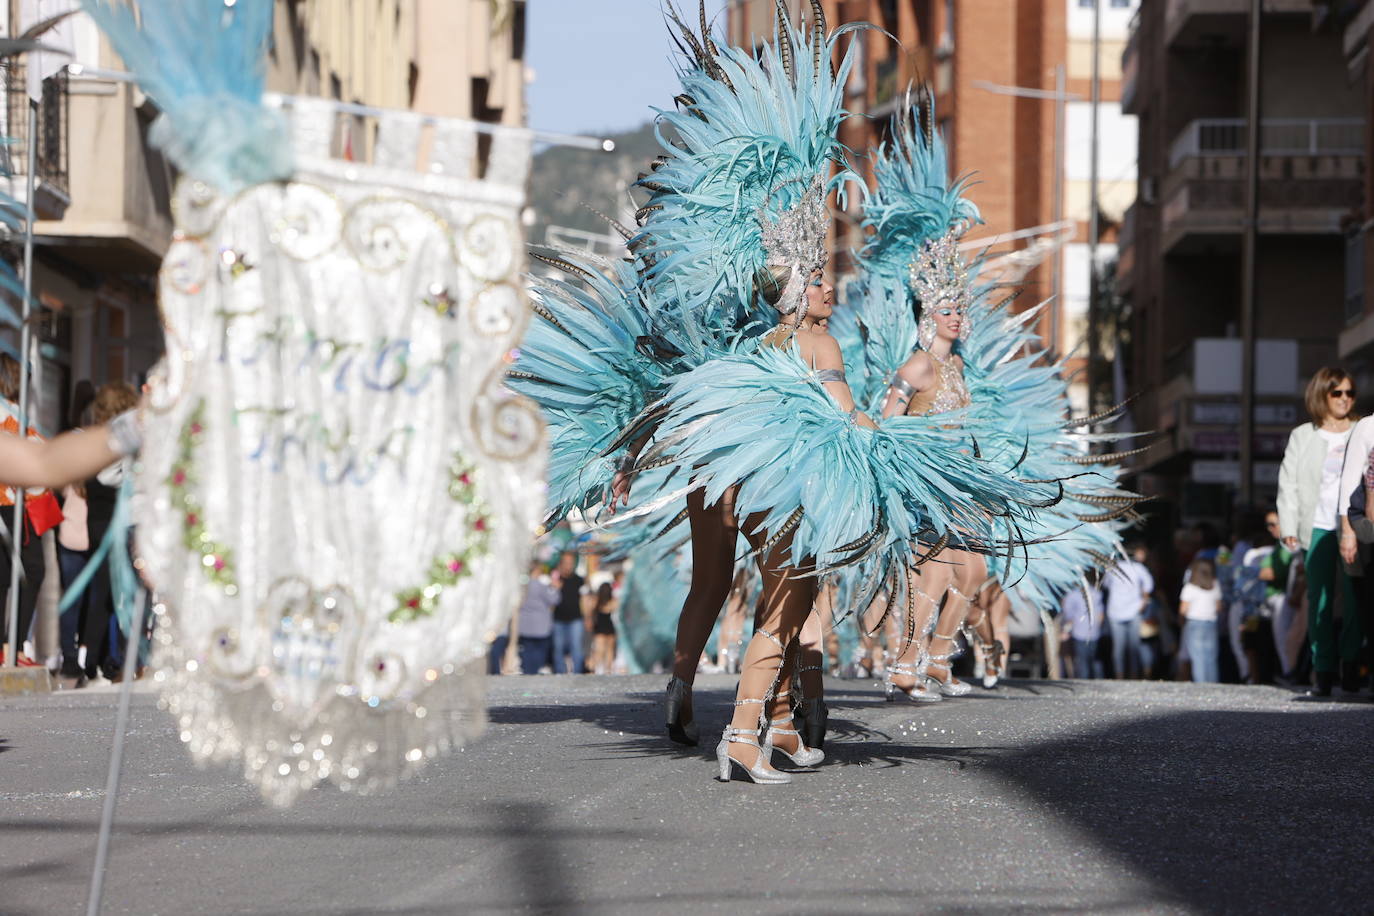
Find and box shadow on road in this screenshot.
[983,706,1374,914]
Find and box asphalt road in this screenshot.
[3,674,1372,915]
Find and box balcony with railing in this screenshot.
[0,62,69,220]
[1165,0,1314,47]
[1168,117,1364,168]
[23,67,174,271]
[1121,8,1141,114]
[1160,117,1364,250]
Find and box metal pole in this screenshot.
[85,586,146,916]
[1086,0,1102,420]
[1051,63,1066,358]
[1239,0,1262,504]
[5,98,37,669]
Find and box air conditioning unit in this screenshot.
[1140,176,1158,205]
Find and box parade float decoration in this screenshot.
[84,0,545,805]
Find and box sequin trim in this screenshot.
[924,350,971,415]
[172,402,238,593]
[389,456,492,623]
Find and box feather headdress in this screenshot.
[633,2,857,329]
[860,100,981,286]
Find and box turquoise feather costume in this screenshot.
[846,101,1145,612]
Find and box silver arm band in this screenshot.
[815,368,846,384]
[107,410,142,457]
[888,376,915,401]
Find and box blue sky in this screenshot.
[527,1,728,137]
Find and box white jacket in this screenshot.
[1277,422,1352,548]
[1337,415,1374,521]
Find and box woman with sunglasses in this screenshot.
[1276,367,1362,696]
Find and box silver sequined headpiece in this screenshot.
[910,228,972,348]
[759,176,829,320]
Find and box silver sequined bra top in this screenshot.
[909,349,971,417]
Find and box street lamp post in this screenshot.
[1239,0,1262,505]
[1087,0,1102,419]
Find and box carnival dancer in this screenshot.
[841,100,1147,699]
[879,259,988,700]
[515,2,845,751]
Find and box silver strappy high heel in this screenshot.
[963,623,1005,689]
[665,676,699,746]
[715,627,794,784]
[763,715,824,767]
[918,638,973,698]
[716,725,791,784]
[885,660,941,703]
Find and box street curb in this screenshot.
[0,666,52,696]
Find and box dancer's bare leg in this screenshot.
[925,551,988,687]
[991,588,1012,677]
[964,577,1008,685]
[724,523,816,774]
[797,580,833,700]
[670,487,739,726]
[717,568,749,671]
[888,559,954,691]
[856,586,887,675]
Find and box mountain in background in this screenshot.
[526,121,660,255]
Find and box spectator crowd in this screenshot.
[1,363,143,686]
[1061,366,1372,697]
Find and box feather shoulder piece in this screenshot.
[639,342,1063,579]
[508,252,672,524]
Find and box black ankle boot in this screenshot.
[1340,661,1363,694]
[1313,670,1335,697]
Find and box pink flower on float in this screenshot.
[474,518,487,532]
[173,470,187,485]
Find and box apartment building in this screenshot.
[726,0,1139,413]
[1119,1,1363,519]
[2,0,526,434]
[1327,0,1374,377]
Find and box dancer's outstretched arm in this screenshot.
[0,412,139,489]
